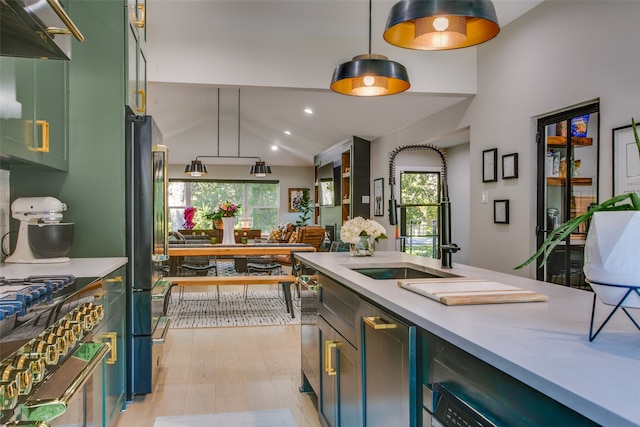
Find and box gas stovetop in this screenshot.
[0,275,98,351]
[0,274,105,425]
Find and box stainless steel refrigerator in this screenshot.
[125,114,170,400]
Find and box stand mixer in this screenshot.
[4,197,74,264]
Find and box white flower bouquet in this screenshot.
[340,217,388,244]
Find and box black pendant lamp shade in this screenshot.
[250,161,272,177]
[330,0,410,97]
[185,159,207,176]
[330,54,410,97]
[384,0,500,50]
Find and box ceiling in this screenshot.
[145,1,543,169]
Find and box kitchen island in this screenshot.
[295,251,640,427]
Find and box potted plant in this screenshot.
[204,210,224,230]
[295,189,313,227]
[516,118,640,289]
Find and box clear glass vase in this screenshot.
[350,236,375,257]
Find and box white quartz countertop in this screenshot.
[0,257,127,279]
[295,251,640,427]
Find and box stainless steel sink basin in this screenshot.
[348,263,461,280]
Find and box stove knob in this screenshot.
[1,365,32,396]
[28,357,46,384]
[23,340,54,367]
[53,326,69,356]
[64,328,76,348]
[60,319,83,342]
[43,332,65,358]
[71,322,84,341]
[94,304,104,320]
[43,342,59,366]
[0,380,18,410]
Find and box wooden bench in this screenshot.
[166,275,298,318]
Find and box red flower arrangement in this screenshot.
[183,206,196,229]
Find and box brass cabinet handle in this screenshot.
[28,120,50,153]
[46,0,84,41]
[136,89,146,113]
[134,3,146,28]
[324,340,340,376]
[105,276,123,283]
[102,332,117,365]
[363,316,397,330]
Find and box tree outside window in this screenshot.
[400,171,440,258]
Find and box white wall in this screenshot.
[168,164,315,226]
[466,0,640,276]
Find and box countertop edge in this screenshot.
[0,257,128,279]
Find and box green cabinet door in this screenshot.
[0,57,38,163]
[35,59,69,170]
[0,57,68,170]
[93,266,127,427]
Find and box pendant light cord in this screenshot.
[368,0,372,55]
[238,89,241,157]
[217,88,220,157]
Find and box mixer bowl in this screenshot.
[28,223,74,258]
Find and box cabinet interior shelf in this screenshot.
[547,177,593,186]
[547,135,593,147]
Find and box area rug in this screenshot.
[153,408,297,427]
[167,289,300,328]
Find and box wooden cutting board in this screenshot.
[398,279,548,306]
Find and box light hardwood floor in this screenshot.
[115,286,321,427]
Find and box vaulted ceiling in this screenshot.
[145,0,543,168]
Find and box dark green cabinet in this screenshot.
[0,57,68,170]
[93,265,127,427]
[318,316,361,427]
[360,300,417,427]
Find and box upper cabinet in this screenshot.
[0,57,69,171]
[126,0,147,114]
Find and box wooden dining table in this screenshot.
[167,243,316,257]
[166,243,316,318]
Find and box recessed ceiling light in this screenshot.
[284,130,291,135]
[271,145,278,151]
[304,108,313,115]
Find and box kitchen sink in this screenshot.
[348,263,461,280]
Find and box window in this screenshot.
[168,180,279,232]
[399,170,440,258]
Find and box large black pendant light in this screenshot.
[383,0,499,51]
[185,88,272,177]
[330,0,410,96]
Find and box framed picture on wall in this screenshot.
[494,199,509,224]
[502,153,519,179]
[373,178,384,216]
[483,148,498,182]
[613,124,640,196]
[288,188,307,212]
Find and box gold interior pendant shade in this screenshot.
[330,0,410,97]
[384,0,500,50]
[330,54,410,97]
